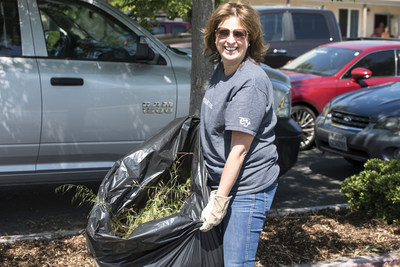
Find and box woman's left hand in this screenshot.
[200,190,232,232]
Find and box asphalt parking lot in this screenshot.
[0,148,363,236]
[271,147,363,211]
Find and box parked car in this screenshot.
[0,0,301,185]
[149,21,190,35]
[152,21,192,49]
[255,6,342,68]
[280,40,400,150]
[315,81,400,165]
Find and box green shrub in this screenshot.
[341,158,400,224]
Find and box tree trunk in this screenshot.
[190,0,215,116]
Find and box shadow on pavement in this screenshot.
[271,148,363,211]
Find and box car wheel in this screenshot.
[291,105,316,150]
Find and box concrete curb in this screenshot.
[293,250,400,267]
[269,203,349,217]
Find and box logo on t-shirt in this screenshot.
[239,117,251,127]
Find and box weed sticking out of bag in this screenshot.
[112,153,192,238]
[55,183,103,209]
[56,152,192,239]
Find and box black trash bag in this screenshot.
[86,116,223,266]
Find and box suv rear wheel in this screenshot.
[291,105,316,150]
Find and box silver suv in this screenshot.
[0,0,301,185]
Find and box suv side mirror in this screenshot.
[136,42,155,62]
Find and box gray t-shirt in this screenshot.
[200,59,279,195]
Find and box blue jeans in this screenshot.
[222,180,278,267]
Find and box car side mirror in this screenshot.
[351,67,372,88]
[351,67,372,80]
[136,42,155,62]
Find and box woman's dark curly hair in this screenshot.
[203,1,268,65]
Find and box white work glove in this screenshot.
[200,190,232,232]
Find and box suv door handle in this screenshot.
[273,49,287,54]
[50,77,84,86]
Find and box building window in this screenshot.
[339,8,360,39]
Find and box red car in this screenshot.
[150,21,191,35]
[280,40,400,149]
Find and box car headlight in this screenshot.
[275,93,290,118]
[374,116,400,132]
[321,102,332,118]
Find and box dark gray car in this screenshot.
[315,81,400,164]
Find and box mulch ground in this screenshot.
[1,209,399,266]
[258,209,400,266]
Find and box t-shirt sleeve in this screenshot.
[225,86,268,136]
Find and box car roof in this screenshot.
[322,40,400,51]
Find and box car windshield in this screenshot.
[281,47,362,76]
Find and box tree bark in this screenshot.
[190,0,215,116]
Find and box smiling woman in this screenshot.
[214,16,249,75]
[199,1,280,266]
[203,1,267,66]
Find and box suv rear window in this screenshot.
[260,13,284,41]
[0,0,22,56]
[292,13,330,40]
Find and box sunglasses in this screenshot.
[216,27,247,40]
